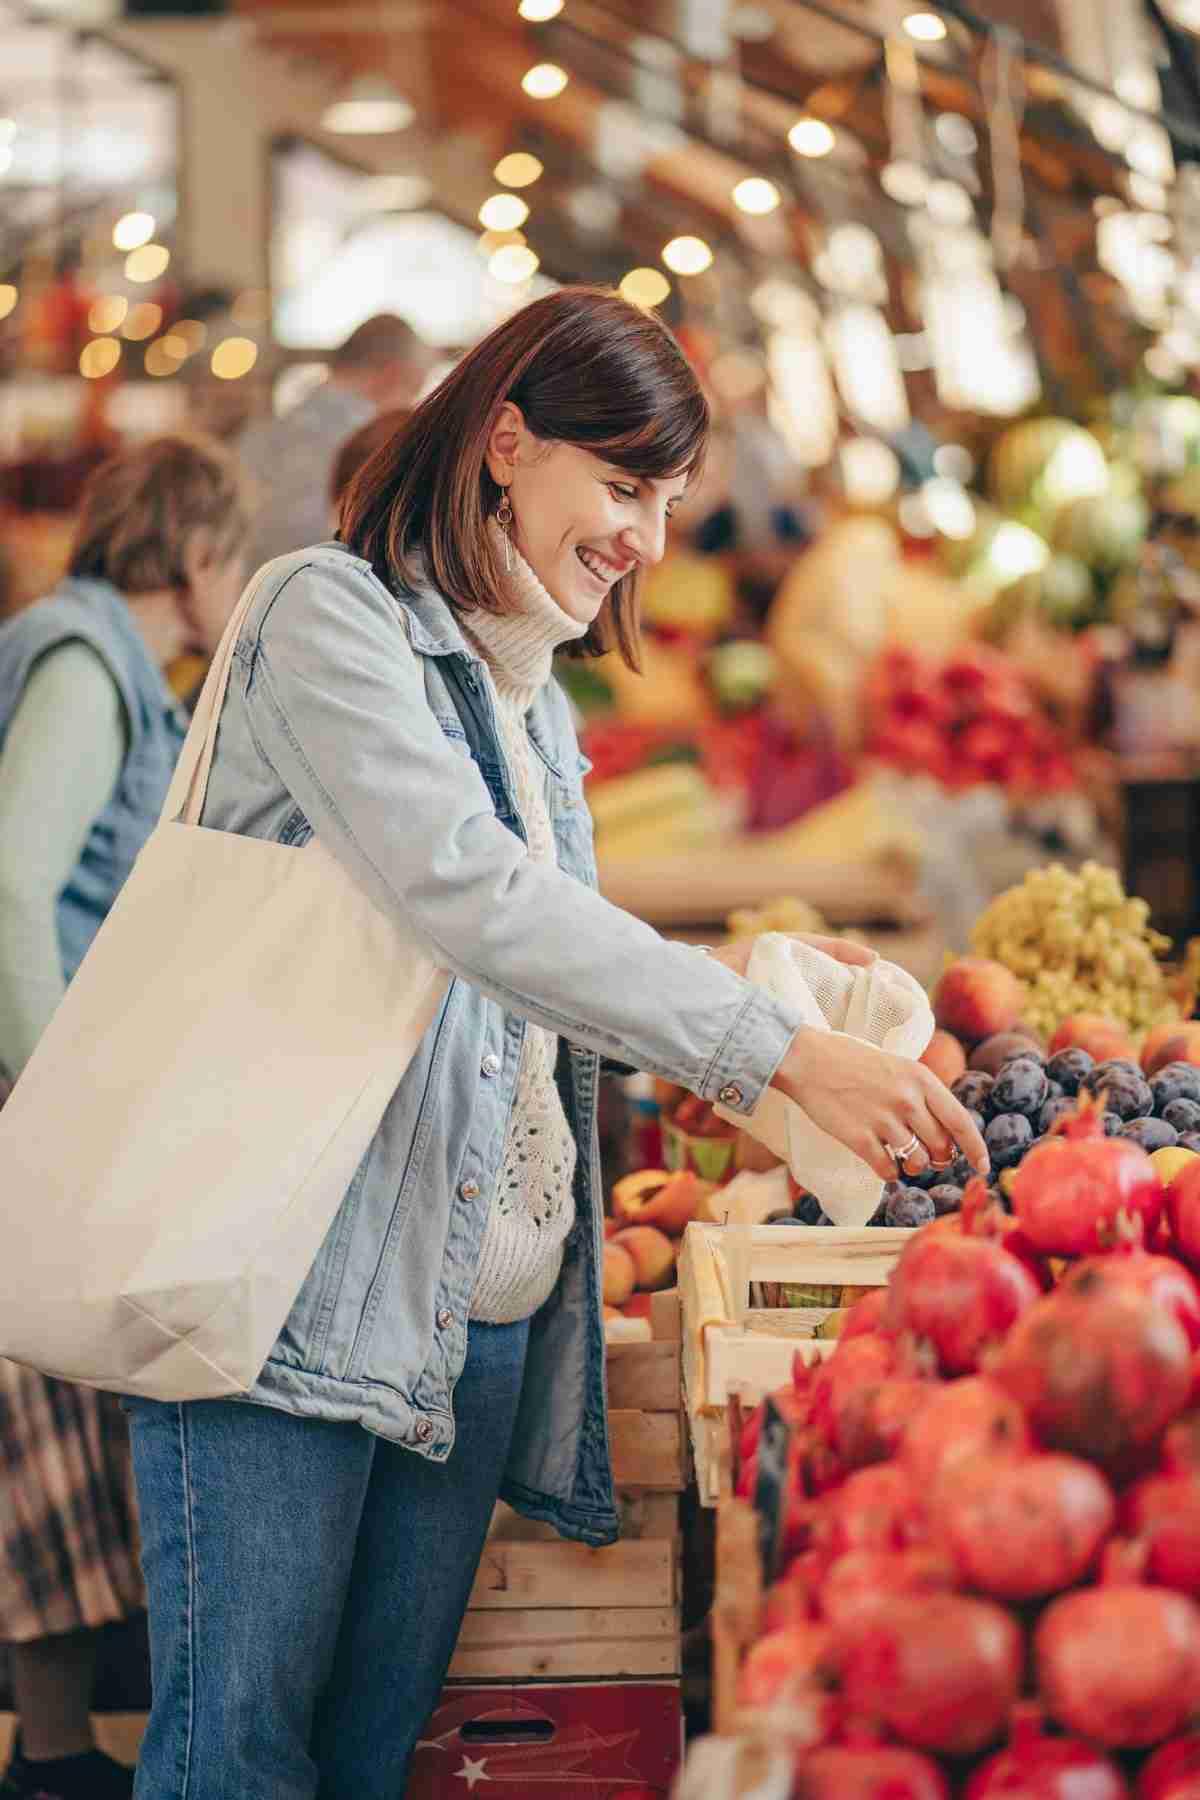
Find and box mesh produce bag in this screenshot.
[714,933,935,1225]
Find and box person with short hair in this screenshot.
[238,314,430,571]
[0,433,251,1800]
[120,289,986,1797]
[327,406,412,520]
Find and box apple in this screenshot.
[602,1242,636,1307]
[933,958,1026,1044]
[609,1224,677,1291]
[1143,1023,1200,1078]
[610,1168,714,1235]
[921,1029,967,1087]
[1049,1013,1137,1063]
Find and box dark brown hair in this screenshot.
[69,432,251,595]
[340,287,709,668]
[330,408,413,507]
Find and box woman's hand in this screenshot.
[705,933,876,981]
[770,1026,990,1184]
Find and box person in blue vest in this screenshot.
[0,434,250,1800]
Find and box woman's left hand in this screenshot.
[705,933,877,981]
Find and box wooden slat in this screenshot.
[606,1340,680,1411]
[651,1287,682,1342]
[467,1538,675,1610]
[448,1607,680,1679]
[608,1408,687,1490]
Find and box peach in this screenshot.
[609,1224,677,1291]
[968,1031,1043,1075]
[621,1292,655,1321]
[933,958,1026,1044]
[1143,1023,1200,1078]
[611,1168,714,1236]
[602,1304,622,1323]
[603,1241,637,1307]
[1049,1013,1137,1063]
[921,1029,968,1087]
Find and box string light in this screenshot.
[125,244,170,283]
[903,12,947,41]
[112,211,155,251]
[494,152,543,187]
[88,295,127,333]
[662,235,713,275]
[122,302,163,341]
[518,0,563,16]
[521,63,568,98]
[211,337,259,380]
[0,284,17,321]
[732,176,781,215]
[171,319,207,354]
[79,338,121,379]
[478,228,527,257]
[144,338,180,377]
[619,268,671,307]
[479,193,530,231]
[788,117,835,157]
[489,244,540,282]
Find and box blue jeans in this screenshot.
[123,1317,530,1799]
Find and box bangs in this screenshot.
[582,404,709,485]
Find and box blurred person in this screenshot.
[238,315,430,570]
[0,435,251,1800]
[328,406,412,524]
[119,287,986,1798]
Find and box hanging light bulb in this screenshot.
[490,244,540,282]
[519,0,563,16]
[620,268,671,308]
[494,152,543,187]
[732,176,781,215]
[662,235,713,275]
[788,117,835,157]
[521,63,568,98]
[903,11,947,41]
[112,211,155,251]
[479,193,530,231]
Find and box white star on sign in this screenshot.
[454,1754,489,1789]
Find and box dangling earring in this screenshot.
[496,487,514,573]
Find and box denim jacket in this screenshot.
[199,542,803,1546]
[0,577,188,982]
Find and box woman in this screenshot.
[123,289,986,1799]
[0,435,250,1800]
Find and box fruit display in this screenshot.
[864,644,1078,796]
[720,1117,1200,1793]
[602,1166,723,1337]
[969,862,1179,1040]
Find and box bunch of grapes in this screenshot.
[970,861,1176,1040]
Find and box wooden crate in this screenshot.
[678,1222,912,1505]
[446,1294,685,1681]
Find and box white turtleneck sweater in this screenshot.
[465,522,591,1324]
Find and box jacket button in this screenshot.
[718,1082,745,1108]
[481,1054,502,1078]
[414,1418,434,1443]
[436,1308,454,1330]
[460,1179,480,1201]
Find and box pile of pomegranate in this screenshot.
[732,1092,1200,1799]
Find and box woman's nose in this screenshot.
[622,511,668,568]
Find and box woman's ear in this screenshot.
[484,401,527,487]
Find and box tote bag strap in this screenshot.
[160,565,278,829]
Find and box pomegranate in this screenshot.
[762,1564,819,1632]
[840,1593,1023,1755]
[1137,1735,1200,1800]
[840,1287,891,1341]
[814,1463,927,1558]
[965,1706,1128,1799]
[1010,1096,1163,1255]
[935,1450,1114,1600]
[808,1334,898,1446]
[901,1376,1031,1491]
[737,1620,838,1743]
[819,1546,957,1629]
[835,1377,937,1472]
[992,1268,1193,1467]
[793,1743,949,1799]
[735,1382,809,1499]
[1169,1162,1200,1273]
[1124,1470,1200,1597]
[928,1181,1052,1291]
[1062,1243,1200,1350]
[886,1228,1041,1375]
[1036,1583,1200,1747]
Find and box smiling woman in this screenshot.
[339,285,709,671]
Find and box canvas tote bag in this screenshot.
[0,572,448,1400]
